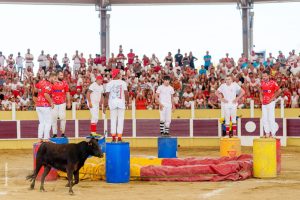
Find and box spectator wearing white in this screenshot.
[25,49,34,68]
[19,93,30,110]
[268,53,276,64]
[291,91,299,108]
[0,52,6,67]
[104,69,129,142]
[150,54,160,66]
[1,96,11,111]
[216,75,245,137]
[155,75,175,136]
[62,53,70,69]
[16,52,25,78]
[38,50,47,70]
[72,50,81,75]
[249,51,258,64]
[277,51,286,67]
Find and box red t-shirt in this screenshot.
[261,80,280,105]
[143,57,150,66]
[52,80,69,105]
[127,53,135,65]
[136,99,147,110]
[36,80,53,107]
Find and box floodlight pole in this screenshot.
[239,0,254,59]
[97,0,111,58]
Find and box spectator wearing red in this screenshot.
[135,94,147,110]
[127,49,135,65]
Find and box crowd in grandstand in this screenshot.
[0,47,300,111]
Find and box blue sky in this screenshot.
[0,2,299,69]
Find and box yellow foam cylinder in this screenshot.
[220,137,241,157]
[253,138,277,178]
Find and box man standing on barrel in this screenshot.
[260,70,281,137]
[104,69,129,142]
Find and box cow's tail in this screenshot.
[26,173,35,182]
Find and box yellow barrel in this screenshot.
[220,137,241,157]
[253,138,277,178]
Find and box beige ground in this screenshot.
[0,146,300,200]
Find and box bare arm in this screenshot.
[234,88,246,103]
[44,93,53,108]
[66,92,71,108]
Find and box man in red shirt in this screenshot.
[260,70,281,137]
[127,49,135,65]
[51,71,71,138]
[35,72,56,142]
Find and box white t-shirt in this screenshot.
[156,85,175,108]
[0,56,5,66]
[106,79,128,110]
[183,92,194,98]
[88,82,104,105]
[16,56,24,66]
[217,82,241,106]
[25,54,34,63]
[38,55,47,67]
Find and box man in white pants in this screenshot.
[51,71,71,138]
[87,75,105,136]
[260,70,281,137]
[216,75,245,138]
[155,76,175,137]
[104,69,129,142]
[35,72,56,142]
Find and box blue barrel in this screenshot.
[106,142,130,183]
[158,137,178,158]
[98,137,106,153]
[50,137,69,144]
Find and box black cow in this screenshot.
[26,138,103,194]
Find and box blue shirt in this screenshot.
[204,55,211,67]
[199,69,207,75]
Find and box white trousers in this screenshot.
[89,105,99,124]
[110,108,125,135]
[36,107,52,140]
[224,105,237,125]
[262,101,277,135]
[51,103,66,135]
[159,106,172,128]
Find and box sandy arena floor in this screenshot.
[0,146,300,200]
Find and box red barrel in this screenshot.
[33,143,58,181]
[276,138,281,174]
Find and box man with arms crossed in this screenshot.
[155,76,176,137]
[104,69,129,142]
[260,70,281,137]
[35,73,56,142]
[87,75,105,137]
[51,71,71,138]
[216,75,245,138]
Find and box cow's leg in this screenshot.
[73,170,80,185]
[40,166,51,192]
[67,168,74,195]
[29,159,43,190]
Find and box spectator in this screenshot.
[127,49,135,65]
[208,92,219,109]
[199,65,206,76]
[291,91,299,108]
[62,53,70,70]
[164,52,173,68]
[203,51,212,70]
[25,49,34,69]
[175,49,183,67]
[38,50,47,72]
[16,52,25,79]
[188,52,197,69]
[0,52,6,67]
[135,94,147,110]
[150,54,159,66]
[72,50,81,74]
